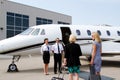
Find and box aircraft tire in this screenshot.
[7,63,19,72]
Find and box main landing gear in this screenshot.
[7,55,21,72]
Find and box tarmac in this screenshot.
[0,55,120,80]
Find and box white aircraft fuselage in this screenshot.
[0,24,120,56]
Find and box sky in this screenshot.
[9,0,120,26]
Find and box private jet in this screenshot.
[0,24,120,72]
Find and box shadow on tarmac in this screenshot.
[102,60,120,67]
[79,71,115,80]
[19,68,43,73]
[18,67,54,73]
[79,59,119,80]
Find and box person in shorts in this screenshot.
[63,34,82,80]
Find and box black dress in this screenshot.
[64,43,82,67]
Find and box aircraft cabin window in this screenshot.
[31,29,40,35]
[106,30,110,36]
[97,30,101,36]
[87,30,91,36]
[117,31,120,36]
[41,29,45,35]
[76,30,81,35]
[20,28,33,35]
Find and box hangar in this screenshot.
[0,0,72,40]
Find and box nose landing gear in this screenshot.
[7,55,21,72]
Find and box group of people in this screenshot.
[41,32,102,80]
[41,38,64,75]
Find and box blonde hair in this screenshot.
[69,34,76,43]
[92,32,101,43]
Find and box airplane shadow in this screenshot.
[79,59,119,80]
[102,60,120,67]
[79,71,115,80]
[16,67,115,80]
[15,59,119,80]
[18,60,120,72]
[19,67,54,73]
[19,68,42,73]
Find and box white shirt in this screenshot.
[41,44,51,54]
[52,43,64,54]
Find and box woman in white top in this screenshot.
[41,38,51,75]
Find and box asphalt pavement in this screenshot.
[0,55,119,80]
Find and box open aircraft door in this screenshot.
[60,27,71,44]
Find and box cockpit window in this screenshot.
[31,29,40,35]
[20,28,34,35]
[41,29,45,35]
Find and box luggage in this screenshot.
[89,65,96,80]
[51,67,67,80]
[51,71,65,80]
[51,77,64,80]
[89,65,101,80]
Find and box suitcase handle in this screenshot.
[58,66,67,78]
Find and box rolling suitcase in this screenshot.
[89,65,101,80]
[51,71,65,80]
[89,65,96,80]
[51,77,64,80]
[51,67,67,80]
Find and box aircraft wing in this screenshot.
[102,39,120,56]
[112,39,120,43]
[77,39,120,56]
